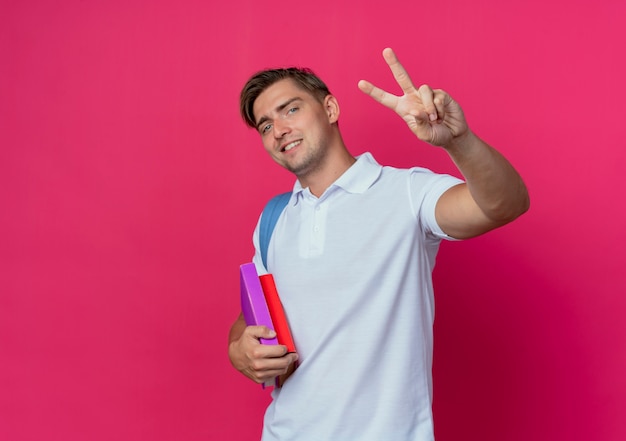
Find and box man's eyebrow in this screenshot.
[256,97,303,130]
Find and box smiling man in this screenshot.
[228,48,529,441]
[248,68,355,195]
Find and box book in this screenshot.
[239,263,298,388]
[259,274,296,354]
[240,263,278,388]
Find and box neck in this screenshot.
[299,145,356,198]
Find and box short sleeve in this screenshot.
[408,167,464,240]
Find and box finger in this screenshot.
[433,89,447,123]
[358,79,399,110]
[279,354,299,383]
[382,47,416,95]
[417,84,437,122]
[249,352,298,382]
[248,340,291,362]
[249,363,291,384]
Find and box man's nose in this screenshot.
[273,118,290,138]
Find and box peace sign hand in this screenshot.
[358,48,468,149]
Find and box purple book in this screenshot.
[240,263,278,346]
[240,263,279,388]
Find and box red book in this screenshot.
[259,274,297,354]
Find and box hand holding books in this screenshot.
[240,263,298,388]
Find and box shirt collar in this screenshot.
[291,152,382,203]
[332,152,382,194]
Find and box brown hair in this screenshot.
[239,67,331,129]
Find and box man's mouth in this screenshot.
[281,140,301,152]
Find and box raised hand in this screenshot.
[358,48,468,149]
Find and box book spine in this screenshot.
[259,274,296,353]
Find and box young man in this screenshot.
[229,48,529,440]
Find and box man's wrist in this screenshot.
[443,129,475,154]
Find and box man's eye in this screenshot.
[287,107,298,114]
[261,124,272,134]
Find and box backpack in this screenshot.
[259,192,291,270]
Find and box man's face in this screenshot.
[252,79,337,178]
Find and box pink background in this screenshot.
[1,0,624,440]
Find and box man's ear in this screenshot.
[324,95,340,123]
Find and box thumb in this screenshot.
[247,325,276,340]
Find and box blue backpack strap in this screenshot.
[260,192,291,270]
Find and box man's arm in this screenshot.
[358,48,529,239]
[228,313,298,384]
[434,130,529,239]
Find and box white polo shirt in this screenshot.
[252,152,463,441]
